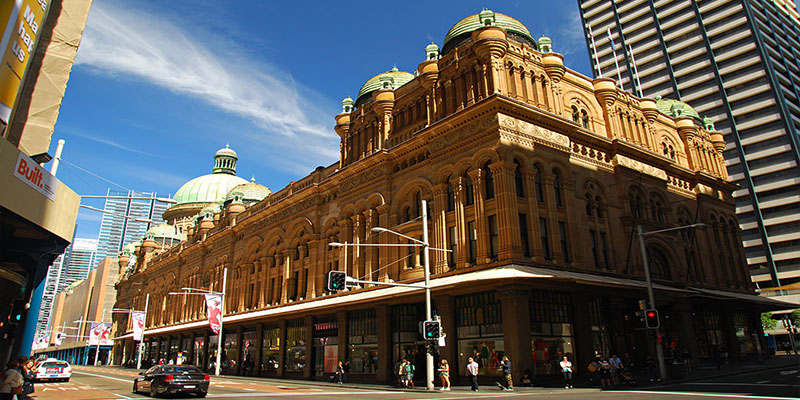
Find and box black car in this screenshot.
[133,365,209,397]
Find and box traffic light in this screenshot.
[645,309,660,329]
[423,320,441,340]
[325,270,347,292]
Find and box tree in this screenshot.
[761,312,778,331]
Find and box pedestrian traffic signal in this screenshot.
[325,270,347,292]
[645,309,660,329]
[423,320,440,340]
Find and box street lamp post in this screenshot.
[112,293,149,369]
[330,200,448,390]
[169,268,227,376]
[637,223,705,381]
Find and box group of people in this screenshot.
[0,357,35,400]
[587,353,636,388]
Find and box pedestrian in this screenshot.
[16,357,34,400]
[0,360,23,400]
[559,356,573,389]
[645,356,660,382]
[335,361,344,384]
[404,359,415,388]
[609,354,622,386]
[599,356,612,388]
[466,356,479,392]
[396,360,405,387]
[438,359,450,390]
[500,355,513,391]
[343,360,350,383]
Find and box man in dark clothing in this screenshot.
[500,356,513,390]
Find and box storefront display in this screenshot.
[456,292,503,376]
[223,333,238,374]
[261,324,280,376]
[348,310,378,374]
[241,331,257,376]
[285,319,306,373]
[313,315,338,376]
[530,291,574,375]
[194,337,205,368]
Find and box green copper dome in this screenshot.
[145,224,183,242]
[442,10,535,55]
[225,178,271,204]
[355,67,414,106]
[174,173,249,205]
[119,240,140,257]
[656,97,702,123]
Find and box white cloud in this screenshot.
[75,2,339,174]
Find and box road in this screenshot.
[30,365,798,400]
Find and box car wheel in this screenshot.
[149,384,158,398]
[64,378,70,382]
[133,382,138,394]
[197,392,207,398]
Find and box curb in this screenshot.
[627,361,799,390]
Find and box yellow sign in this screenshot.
[0,0,49,124]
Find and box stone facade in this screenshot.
[112,13,775,384]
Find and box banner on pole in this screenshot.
[89,322,113,345]
[53,331,62,346]
[132,311,145,341]
[205,294,222,334]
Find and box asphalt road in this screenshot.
[30,365,799,400]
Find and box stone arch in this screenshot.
[366,192,386,209]
[644,240,677,280]
[391,177,434,216]
[471,148,500,168]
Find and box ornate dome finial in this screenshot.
[213,145,238,175]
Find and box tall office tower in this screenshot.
[578,0,800,302]
[95,189,169,261]
[36,238,97,338]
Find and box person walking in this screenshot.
[466,357,479,392]
[334,360,345,384]
[500,356,513,391]
[438,359,450,390]
[404,360,416,388]
[560,356,573,388]
[0,360,23,400]
[342,360,350,383]
[16,357,34,400]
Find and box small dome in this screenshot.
[119,240,141,257]
[215,144,237,158]
[355,68,415,106]
[145,224,183,242]
[199,202,223,219]
[656,97,702,123]
[226,179,271,204]
[442,10,535,55]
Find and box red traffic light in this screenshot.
[646,311,656,318]
[644,309,660,329]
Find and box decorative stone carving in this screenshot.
[498,114,570,149]
[613,154,668,180]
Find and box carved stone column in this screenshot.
[339,218,354,275]
[307,237,321,299]
[468,168,490,264]
[364,210,376,281]
[542,174,559,263]
[453,176,469,268]
[377,205,391,281]
[280,250,292,304]
[489,160,522,259]
[351,214,364,280]
[432,184,449,273]
[498,288,533,385]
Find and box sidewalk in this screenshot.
[74,356,798,393]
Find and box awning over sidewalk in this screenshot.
[124,264,689,338]
[687,286,796,309]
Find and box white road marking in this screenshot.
[685,382,796,387]
[605,390,795,399]
[73,370,134,383]
[206,391,400,398]
[755,380,770,384]
[779,369,798,375]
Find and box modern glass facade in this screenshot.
[95,189,170,261]
[579,0,800,301]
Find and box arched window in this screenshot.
[585,194,594,216]
[447,175,455,212]
[581,110,590,129]
[553,169,563,206]
[464,169,474,206]
[514,160,525,197]
[628,187,643,219]
[534,165,544,203]
[572,106,580,123]
[483,162,495,199]
[596,196,604,218]
[647,246,671,280]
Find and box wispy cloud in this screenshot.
[76,1,339,174]
[57,125,155,157]
[556,5,586,56]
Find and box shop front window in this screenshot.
[348,309,378,374]
[241,331,257,376]
[693,309,725,358]
[149,341,158,365]
[733,312,756,356]
[261,324,280,376]
[456,292,503,376]
[169,339,179,363]
[285,319,307,373]
[179,337,192,365]
[223,333,238,374]
[193,337,205,368]
[208,335,219,372]
[313,315,338,376]
[530,291,574,375]
[392,304,427,377]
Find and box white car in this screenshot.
[35,359,71,382]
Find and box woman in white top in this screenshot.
[559,356,573,389]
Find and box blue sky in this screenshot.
[48,0,593,240]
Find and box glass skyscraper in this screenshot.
[95,189,170,261]
[578,0,800,303]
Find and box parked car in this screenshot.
[34,359,71,382]
[133,365,209,398]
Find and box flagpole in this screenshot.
[628,45,643,97]
[607,27,624,88]
[215,268,227,377]
[588,25,602,77]
[137,294,149,370]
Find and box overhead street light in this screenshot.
[637,222,706,381]
[79,205,154,223]
[80,195,177,204]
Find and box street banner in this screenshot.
[132,311,145,341]
[0,0,50,123]
[89,322,101,345]
[99,322,112,345]
[53,331,62,346]
[205,294,222,334]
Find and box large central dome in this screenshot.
[442,9,535,55]
[172,145,248,205]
